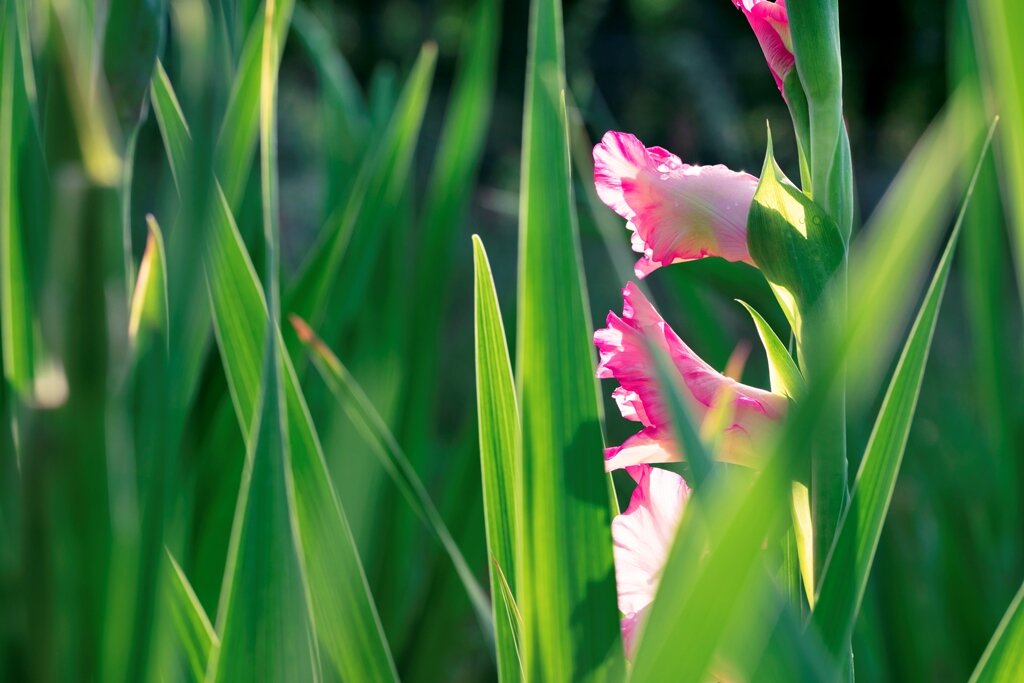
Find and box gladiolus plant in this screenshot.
[5,0,1022,679]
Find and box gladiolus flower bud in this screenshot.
[733,0,795,93]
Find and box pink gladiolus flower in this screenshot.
[593,131,758,278]
[733,0,795,92]
[613,464,689,657]
[595,282,787,471]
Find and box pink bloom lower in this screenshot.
[593,132,758,278]
[612,464,690,658]
[595,283,787,471]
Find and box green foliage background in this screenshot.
[0,0,1021,681]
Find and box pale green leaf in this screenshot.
[289,314,493,637]
[737,300,802,399]
[0,6,34,396]
[515,0,622,678]
[472,235,521,683]
[970,576,1024,683]
[165,551,218,683]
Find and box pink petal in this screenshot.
[593,132,758,278]
[604,428,679,471]
[595,282,787,470]
[612,464,689,658]
[621,606,649,660]
[733,0,795,92]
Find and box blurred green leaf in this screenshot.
[101,0,165,132]
[404,0,502,449]
[128,214,169,349]
[971,576,1024,683]
[166,551,218,683]
[290,314,493,636]
[150,61,191,193]
[0,4,34,396]
[286,43,436,345]
[206,1,317,677]
[515,0,623,678]
[149,50,398,682]
[629,461,788,681]
[291,3,368,210]
[472,235,521,683]
[972,0,1024,305]
[811,119,997,664]
[215,0,294,208]
[836,88,984,405]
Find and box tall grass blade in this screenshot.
[837,88,984,403]
[972,0,1024,304]
[970,577,1024,683]
[289,314,493,635]
[515,0,623,677]
[286,44,436,339]
[206,1,318,678]
[215,0,294,208]
[128,215,169,347]
[811,120,998,662]
[149,47,398,683]
[150,61,191,193]
[0,5,34,396]
[404,0,502,446]
[166,552,218,683]
[472,235,522,683]
[291,3,368,211]
[205,332,317,683]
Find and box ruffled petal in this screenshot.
[604,428,679,472]
[595,283,787,469]
[612,464,689,656]
[593,132,757,277]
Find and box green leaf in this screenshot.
[515,0,622,678]
[205,334,317,683]
[736,300,803,399]
[403,0,502,450]
[0,5,34,396]
[810,119,997,663]
[149,48,398,683]
[972,0,1024,308]
[101,0,165,131]
[150,60,191,193]
[128,214,169,347]
[291,3,368,209]
[215,0,295,208]
[206,2,318,677]
[747,128,846,345]
[629,459,791,682]
[165,551,218,683]
[970,576,1024,683]
[834,88,985,404]
[289,314,493,636]
[472,235,521,683]
[286,43,436,342]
